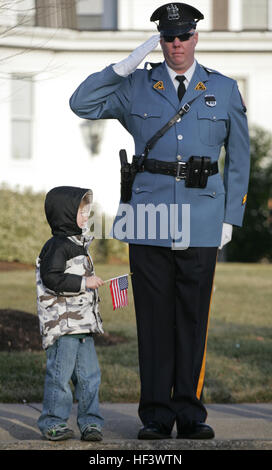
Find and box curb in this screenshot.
[1,402,272,454]
[1,438,272,451]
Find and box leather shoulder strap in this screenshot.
[137,96,198,167]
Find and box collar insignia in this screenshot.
[242,194,247,205]
[153,80,165,90]
[195,82,206,91]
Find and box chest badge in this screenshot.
[205,94,217,107]
[195,82,206,91]
[153,80,165,90]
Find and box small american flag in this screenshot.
[110,275,128,310]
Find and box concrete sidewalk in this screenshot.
[0,402,272,450]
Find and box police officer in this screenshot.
[70,3,250,440]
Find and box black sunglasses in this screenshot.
[162,32,195,42]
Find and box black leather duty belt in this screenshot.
[136,158,218,178]
[133,156,219,188]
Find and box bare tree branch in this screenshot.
[0,0,78,70]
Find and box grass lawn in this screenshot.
[0,262,271,404]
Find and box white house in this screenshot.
[1,0,272,215]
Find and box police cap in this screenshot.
[150,3,204,36]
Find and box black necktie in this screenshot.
[176,75,186,101]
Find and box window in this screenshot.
[77,0,103,29]
[76,0,117,30]
[11,75,33,160]
[242,0,268,30]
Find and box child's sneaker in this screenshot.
[44,423,74,441]
[81,424,103,441]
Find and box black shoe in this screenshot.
[177,422,215,440]
[138,422,172,440]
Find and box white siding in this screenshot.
[118,0,212,31]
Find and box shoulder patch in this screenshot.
[239,91,247,113]
[242,194,247,205]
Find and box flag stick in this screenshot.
[103,272,133,284]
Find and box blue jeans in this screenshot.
[38,335,103,434]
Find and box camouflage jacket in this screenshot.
[36,235,103,350]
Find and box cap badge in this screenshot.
[167,4,180,21]
[205,94,216,107]
[153,80,165,90]
[195,82,206,91]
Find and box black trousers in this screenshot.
[129,244,218,433]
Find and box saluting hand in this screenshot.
[113,34,160,77]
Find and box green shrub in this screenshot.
[0,185,128,265]
[0,185,50,265]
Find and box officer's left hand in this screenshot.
[219,223,233,250]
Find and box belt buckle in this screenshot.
[176,161,186,181]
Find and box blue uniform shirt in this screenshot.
[70,60,250,248]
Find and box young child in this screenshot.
[36,186,104,441]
